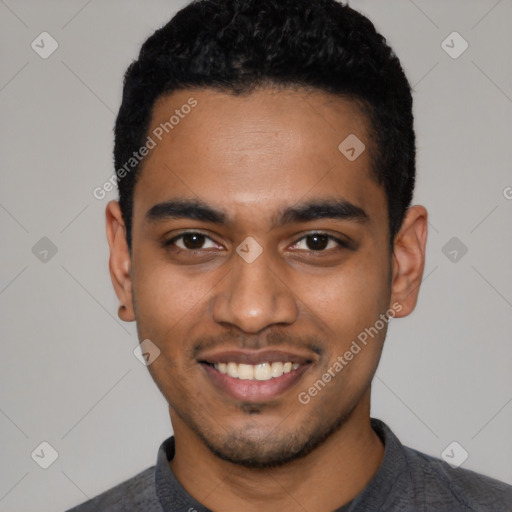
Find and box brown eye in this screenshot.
[166,232,220,251]
[290,233,347,252]
[181,233,206,249]
[305,234,329,251]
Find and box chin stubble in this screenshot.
[187,400,357,469]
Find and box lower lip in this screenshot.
[201,363,310,402]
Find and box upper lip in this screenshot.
[198,348,314,366]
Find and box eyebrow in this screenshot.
[273,199,369,227]
[144,198,369,227]
[145,199,227,224]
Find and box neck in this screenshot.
[169,390,384,512]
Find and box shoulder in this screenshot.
[402,445,512,511]
[65,465,162,512]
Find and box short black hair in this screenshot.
[114,0,415,251]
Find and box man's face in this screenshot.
[119,87,397,466]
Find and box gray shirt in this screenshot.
[65,418,512,511]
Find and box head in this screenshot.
[107,0,427,468]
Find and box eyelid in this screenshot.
[290,231,350,250]
[164,230,223,249]
[164,230,350,251]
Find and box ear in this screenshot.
[390,205,428,318]
[106,200,135,322]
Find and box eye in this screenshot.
[289,233,348,252]
[166,232,221,251]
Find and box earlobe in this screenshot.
[390,205,428,318]
[105,200,135,322]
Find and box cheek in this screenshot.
[296,253,389,337]
[131,250,215,343]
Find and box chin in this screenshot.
[204,434,313,468]
[195,411,349,469]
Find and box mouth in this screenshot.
[198,349,314,403]
[208,360,301,380]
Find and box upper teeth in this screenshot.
[213,362,300,380]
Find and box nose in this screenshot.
[211,248,298,334]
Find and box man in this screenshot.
[68,0,512,510]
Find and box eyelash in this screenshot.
[163,231,349,253]
[291,233,350,252]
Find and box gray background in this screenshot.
[1,0,511,510]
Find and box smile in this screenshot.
[198,349,314,402]
[211,361,300,381]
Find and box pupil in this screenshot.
[307,234,328,251]
[183,233,205,249]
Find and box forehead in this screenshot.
[132,87,385,227]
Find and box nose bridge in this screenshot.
[212,245,298,332]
